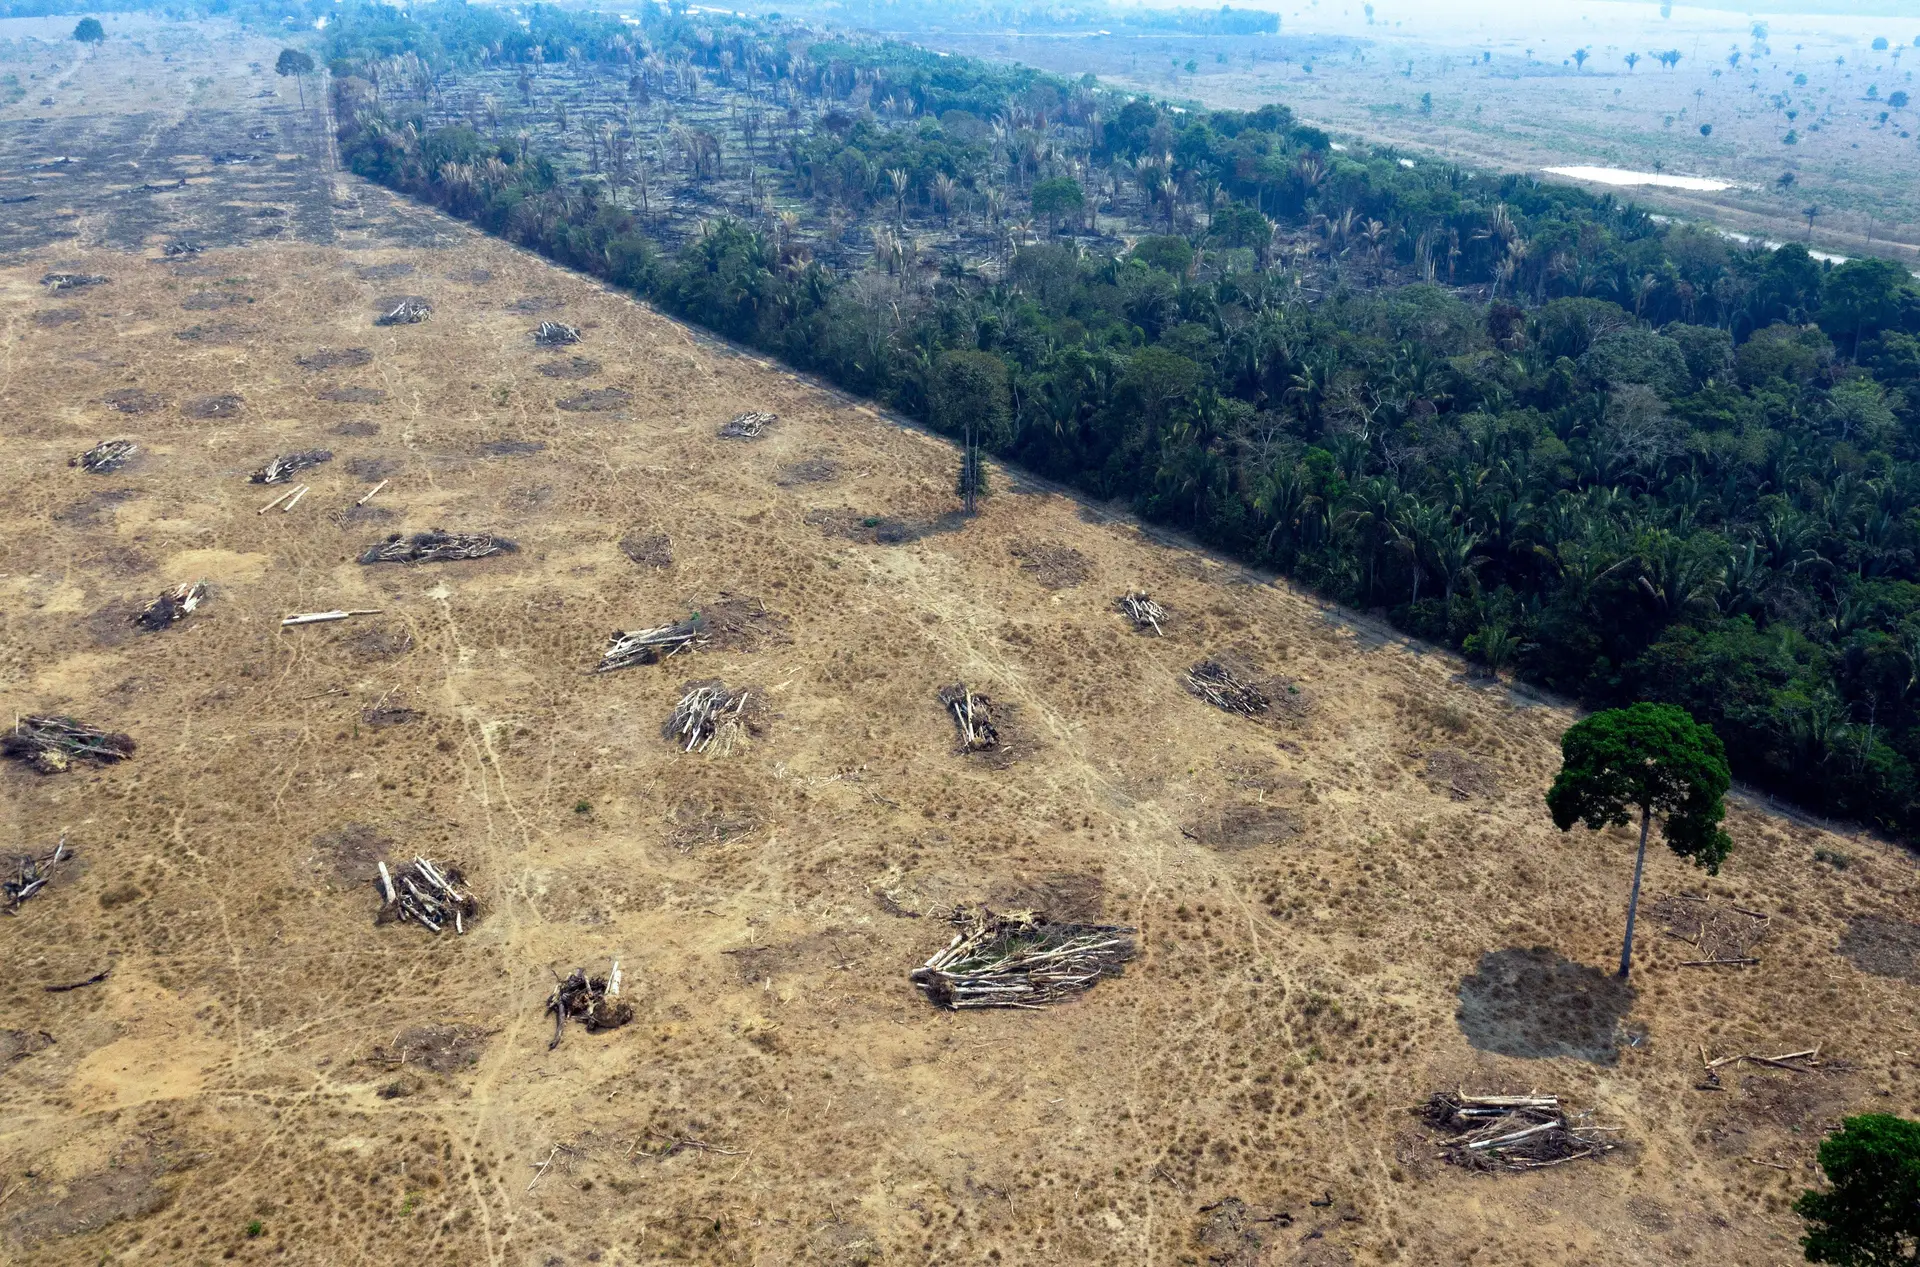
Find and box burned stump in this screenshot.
[546,963,633,1049]
[132,581,206,632]
[251,450,333,485]
[719,410,775,440]
[911,908,1137,1010]
[376,856,478,935]
[374,297,432,326]
[72,440,137,474]
[1117,591,1166,635]
[938,683,999,753]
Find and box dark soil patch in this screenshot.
[174,322,251,344]
[345,456,397,480]
[664,793,760,852]
[332,420,380,437]
[480,439,546,457]
[446,268,492,283]
[774,457,839,486]
[1190,1197,1294,1267]
[181,289,250,311]
[377,1022,488,1073]
[1186,803,1299,851]
[1838,915,1920,983]
[3,1158,168,1249]
[337,625,413,661]
[621,530,672,568]
[101,388,164,414]
[371,292,432,315]
[54,488,135,527]
[507,295,565,313]
[556,387,631,412]
[308,823,389,889]
[362,704,421,728]
[990,871,1105,922]
[538,356,600,380]
[34,308,84,328]
[696,594,792,651]
[1456,947,1636,1065]
[181,392,243,419]
[318,386,388,404]
[805,506,967,545]
[295,347,373,371]
[1010,539,1091,589]
[357,261,414,280]
[1,1029,54,1063]
[1426,749,1499,800]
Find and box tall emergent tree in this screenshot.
[1546,702,1732,978]
[1794,1114,1920,1266]
[72,17,105,45]
[930,350,1010,515]
[276,47,316,108]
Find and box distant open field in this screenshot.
[3,17,1920,1267]
[891,0,1920,264]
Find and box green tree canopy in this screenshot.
[1029,176,1083,224]
[72,17,104,43]
[1130,234,1193,275]
[1547,703,1732,976]
[1795,1114,1920,1267]
[277,47,317,76]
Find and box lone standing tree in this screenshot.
[1546,702,1732,978]
[72,17,105,45]
[930,350,1011,515]
[1794,1113,1920,1266]
[276,47,315,109]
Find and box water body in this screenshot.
[1543,165,1734,193]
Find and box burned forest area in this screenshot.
[1,5,1918,1267]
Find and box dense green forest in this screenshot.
[327,2,1920,841]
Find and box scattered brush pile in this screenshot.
[376,856,478,934]
[546,962,632,1049]
[532,320,580,346]
[1117,591,1167,635]
[1419,1093,1617,1171]
[360,531,518,565]
[5,835,70,915]
[72,440,137,474]
[597,616,706,672]
[1653,893,1771,966]
[1186,660,1269,716]
[374,297,432,326]
[939,684,1000,752]
[911,908,1138,1010]
[4,716,136,774]
[719,410,776,440]
[162,241,204,258]
[251,450,333,484]
[664,680,761,755]
[42,272,106,292]
[133,581,206,632]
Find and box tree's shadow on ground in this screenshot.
[1456,947,1637,1065]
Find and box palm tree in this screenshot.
[1573,48,1590,71]
[1624,52,1641,72]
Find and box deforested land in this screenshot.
[1,8,1918,1267]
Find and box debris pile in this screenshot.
[1186,660,1269,716]
[359,531,518,565]
[665,680,759,754]
[162,241,204,258]
[376,856,478,934]
[251,449,333,484]
[72,440,137,474]
[133,581,206,632]
[1654,894,1770,966]
[1419,1093,1617,1171]
[910,908,1138,1010]
[374,297,433,326]
[719,410,776,440]
[41,272,107,292]
[1696,1045,1822,1090]
[938,684,1000,752]
[532,320,580,346]
[546,962,633,1048]
[4,835,70,915]
[1117,591,1166,635]
[3,716,136,774]
[597,617,706,672]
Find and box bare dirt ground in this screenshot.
[2,20,1919,1267]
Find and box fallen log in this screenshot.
[359,531,517,565]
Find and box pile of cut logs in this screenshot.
[546,962,633,1048]
[360,531,517,565]
[376,856,478,934]
[911,907,1137,1010]
[3,716,136,774]
[719,411,776,439]
[1419,1092,1617,1171]
[251,450,333,484]
[597,616,705,672]
[134,581,206,632]
[72,440,136,474]
[1186,660,1269,716]
[1117,591,1166,635]
[665,681,756,754]
[532,320,580,346]
[375,297,432,326]
[938,684,1000,752]
[42,272,107,291]
[4,834,69,915]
